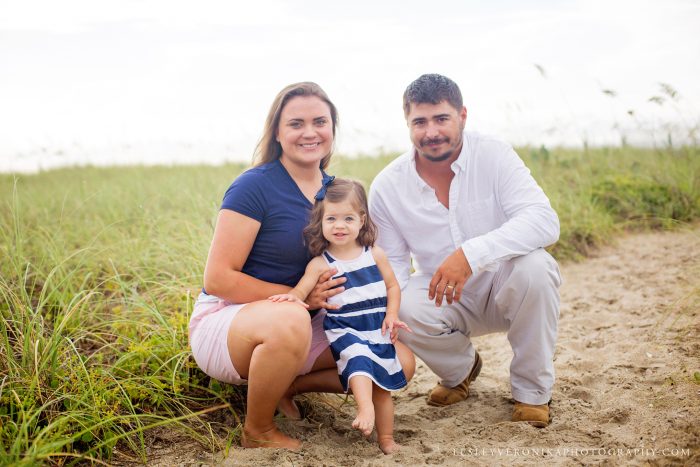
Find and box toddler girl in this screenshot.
[269,177,410,454]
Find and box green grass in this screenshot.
[1,146,698,464]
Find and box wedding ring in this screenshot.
[446,285,455,290]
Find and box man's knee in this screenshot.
[508,249,561,293]
[499,250,561,327]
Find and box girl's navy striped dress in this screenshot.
[322,246,407,392]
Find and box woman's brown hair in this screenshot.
[304,178,378,257]
[253,82,338,169]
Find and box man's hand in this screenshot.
[429,248,472,307]
[381,315,412,344]
[305,268,346,310]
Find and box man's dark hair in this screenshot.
[402,74,463,116]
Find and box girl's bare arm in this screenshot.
[283,256,329,301]
[372,246,401,318]
[374,246,411,342]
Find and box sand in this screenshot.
[149,226,700,466]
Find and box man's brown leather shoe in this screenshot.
[427,351,482,406]
[512,401,550,428]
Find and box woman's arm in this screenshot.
[203,209,291,302]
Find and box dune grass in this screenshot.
[1,145,698,464]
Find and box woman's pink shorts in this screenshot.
[189,293,329,385]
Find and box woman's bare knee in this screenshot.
[227,301,312,378]
[265,303,311,347]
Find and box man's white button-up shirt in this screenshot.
[369,131,560,290]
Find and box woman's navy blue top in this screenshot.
[215,159,332,288]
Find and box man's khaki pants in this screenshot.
[398,248,561,405]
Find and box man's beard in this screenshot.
[422,150,454,162]
[419,136,461,162]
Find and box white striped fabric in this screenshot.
[322,246,407,392]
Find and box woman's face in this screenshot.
[276,95,333,168]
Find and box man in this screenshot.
[369,74,561,427]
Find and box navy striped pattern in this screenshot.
[323,247,407,392]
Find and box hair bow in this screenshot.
[314,175,335,201]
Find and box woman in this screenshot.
[189,82,416,450]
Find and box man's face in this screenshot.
[406,100,467,162]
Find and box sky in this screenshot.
[1,0,699,172]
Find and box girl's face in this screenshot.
[276,95,334,168]
[321,199,364,248]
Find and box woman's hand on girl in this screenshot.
[305,268,346,310]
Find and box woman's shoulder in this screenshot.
[221,163,280,213]
[235,161,277,182]
[225,162,278,192]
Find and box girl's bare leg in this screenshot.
[227,301,311,449]
[373,388,399,454]
[348,376,375,437]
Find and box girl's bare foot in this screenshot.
[241,426,301,450]
[378,435,400,454]
[276,395,302,420]
[351,406,375,437]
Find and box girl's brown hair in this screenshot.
[253,82,338,169]
[304,178,378,257]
